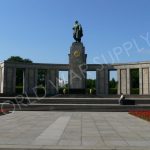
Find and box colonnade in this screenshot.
[0,62,150,96]
[1,66,59,96]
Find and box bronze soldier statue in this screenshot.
[73,21,83,42]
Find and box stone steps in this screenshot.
[34,98,150,104]
[1,103,150,112]
[1,96,150,112]
[1,97,150,104]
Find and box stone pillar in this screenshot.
[120,69,127,94]
[69,42,87,94]
[149,68,150,95]
[104,68,109,95]
[139,68,143,95]
[48,69,59,95]
[27,68,37,96]
[1,67,5,94]
[96,69,105,95]
[4,67,16,95]
[46,69,51,96]
[127,68,130,95]
[142,68,149,95]
[23,68,29,94]
[96,69,100,95]
[117,69,121,95]
[12,67,16,95]
[0,67,4,94]
[0,67,2,93]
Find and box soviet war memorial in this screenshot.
[1,0,150,150]
[1,20,150,96]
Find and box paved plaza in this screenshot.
[0,111,150,150]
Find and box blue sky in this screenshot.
[0,0,150,65]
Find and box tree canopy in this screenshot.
[86,79,96,89]
[6,56,32,63]
[130,69,139,88]
[109,78,117,88]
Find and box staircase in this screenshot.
[1,95,150,112]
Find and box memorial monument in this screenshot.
[0,21,150,96]
[69,21,87,94]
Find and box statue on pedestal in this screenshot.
[73,20,83,42]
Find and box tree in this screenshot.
[86,79,96,89]
[109,78,117,88]
[6,56,32,63]
[130,69,139,88]
[109,78,118,94]
[130,69,139,94]
[37,69,46,86]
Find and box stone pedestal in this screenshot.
[68,42,87,94]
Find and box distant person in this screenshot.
[63,88,66,95]
[89,88,92,94]
[119,93,125,105]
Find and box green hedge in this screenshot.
[131,88,139,94]
[109,88,117,94]
[36,88,46,96]
[16,86,23,94]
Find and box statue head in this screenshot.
[75,20,78,24]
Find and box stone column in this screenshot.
[104,68,108,95]
[48,69,59,95]
[96,69,105,95]
[4,67,16,95]
[149,68,150,95]
[33,69,38,96]
[142,68,149,95]
[0,67,2,93]
[0,67,4,94]
[127,68,130,95]
[120,69,127,94]
[27,68,37,96]
[139,68,143,95]
[23,68,29,94]
[46,69,51,96]
[12,68,16,94]
[96,69,100,95]
[1,67,5,94]
[117,69,121,95]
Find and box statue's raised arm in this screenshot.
[73,21,83,42]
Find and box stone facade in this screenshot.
[0,43,150,96]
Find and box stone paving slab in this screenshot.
[0,111,150,150]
